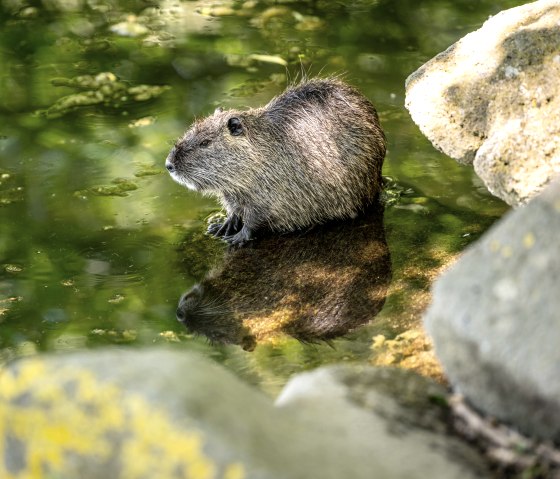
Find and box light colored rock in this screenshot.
[405,0,560,205]
[424,179,560,442]
[0,348,490,478]
[277,366,490,479]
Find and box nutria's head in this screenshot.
[165,108,256,193]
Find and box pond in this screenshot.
[0,0,518,395]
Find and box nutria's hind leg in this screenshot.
[207,214,242,237]
[224,224,253,247]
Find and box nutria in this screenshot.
[165,78,386,245]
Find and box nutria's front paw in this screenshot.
[207,222,222,236]
[224,225,253,247]
[207,214,242,238]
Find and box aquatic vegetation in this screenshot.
[75,178,139,198]
[42,72,170,118]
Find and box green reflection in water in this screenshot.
[0,0,520,393]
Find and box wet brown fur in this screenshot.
[166,78,386,245]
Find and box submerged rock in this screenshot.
[0,348,490,478]
[424,179,560,442]
[405,0,560,206]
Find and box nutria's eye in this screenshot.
[199,139,211,147]
[227,117,243,136]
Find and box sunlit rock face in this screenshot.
[424,179,560,442]
[406,0,560,206]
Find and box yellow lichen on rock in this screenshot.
[0,358,242,479]
[224,463,246,479]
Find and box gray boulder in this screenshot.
[424,179,560,442]
[0,348,490,478]
[405,0,560,206]
[277,365,491,478]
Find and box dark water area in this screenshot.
[0,0,519,394]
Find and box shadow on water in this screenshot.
[176,204,391,351]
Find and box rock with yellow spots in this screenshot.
[0,348,490,478]
[0,349,255,479]
[424,178,560,442]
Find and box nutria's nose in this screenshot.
[176,307,185,322]
[165,147,177,173]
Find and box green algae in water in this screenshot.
[75,178,139,197]
[381,176,416,207]
[0,187,24,206]
[0,172,24,206]
[3,264,23,273]
[41,72,170,118]
[134,165,162,177]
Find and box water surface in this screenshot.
[0,0,518,394]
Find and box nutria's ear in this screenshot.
[227,117,244,136]
[214,106,223,115]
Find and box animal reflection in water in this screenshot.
[176,206,391,351]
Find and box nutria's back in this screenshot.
[166,78,386,245]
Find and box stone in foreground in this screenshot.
[405,0,560,206]
[0,348,490,478]
[424,179,560,442]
